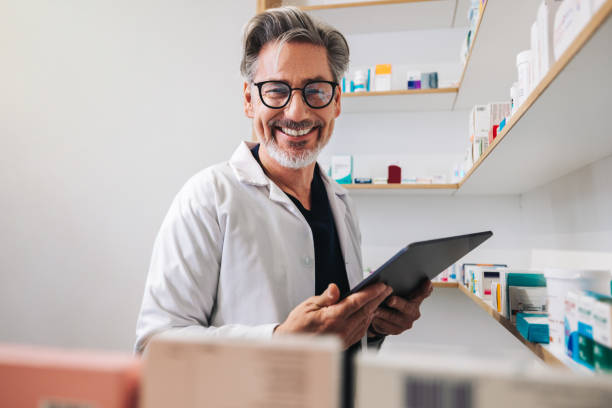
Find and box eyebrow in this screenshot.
[263,76,333,84]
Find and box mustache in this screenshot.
[268,119,322,130]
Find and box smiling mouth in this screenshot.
[275,126,316,137]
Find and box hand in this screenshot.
[369,280,433,337]
[274,282,393,349]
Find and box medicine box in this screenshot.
[505,272,547,322]
[592,297,612,372]
[143,333,342,408]
[470,103,511,142]
[331,155,352,184]
[516,313,550,343]
[463,264,507,299]
[564,290,580,360]
[577,293,597,369]
[492,282,506,315]
[0,344,140,408]
[508,286,548,323]
[374,64,391,92]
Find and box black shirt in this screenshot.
[250,144,350,297]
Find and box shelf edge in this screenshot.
[343,183,459,190]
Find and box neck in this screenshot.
[258,144,316,209]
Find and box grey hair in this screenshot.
[240,6,349,83]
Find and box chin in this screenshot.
[264,139,323,169]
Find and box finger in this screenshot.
[312,283,340,308]
[372,316,405,335]
[385,295,414,314]
[343,310,373,347]
[412,280,433,302]
[359,285,394,317]
[339,287,392,345]
[336,282,390,315]
[376,305,420,327]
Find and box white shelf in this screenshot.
[458,2,612,194]
[342,88,458,113]
[300,0,463,34]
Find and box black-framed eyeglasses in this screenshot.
[253,80,338,109]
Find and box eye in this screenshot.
[262,83,290,98]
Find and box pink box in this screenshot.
[0,343,140,408]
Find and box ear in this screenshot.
[333,84,341,118]
[243,81,254,118]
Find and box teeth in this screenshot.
[281,127,313,136]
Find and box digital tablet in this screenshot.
[343,231,493,300]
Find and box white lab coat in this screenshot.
[135,141,364,353]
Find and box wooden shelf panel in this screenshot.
[458,2,612,194]
[453,0,541,110]
[343,183,457,189]
[343,183,458,195]
[294,0,460,34]
[342,88,458,113]
[432,281,459,288]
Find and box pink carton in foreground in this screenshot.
[0,343,140,408]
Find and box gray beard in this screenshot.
[263,137,326,169]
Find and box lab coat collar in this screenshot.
[229,141,269,187]
[229,141,348,199]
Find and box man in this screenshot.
[135,6,432,354]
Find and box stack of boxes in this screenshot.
[469,103,511,165]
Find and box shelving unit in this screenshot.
[331,0,612,195]
[458,1,612,194]
[253,0,612,377]
[432,282,592,372]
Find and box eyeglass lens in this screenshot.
[260,81,334,108]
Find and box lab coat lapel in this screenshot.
[320,169,361,289]
[229,141,304,218]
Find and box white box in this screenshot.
[537,0,564,80]
[470,105,490,140]
[593,300,612,348]
[355,351,612,408]
[331,155,352,184]
[564,290,580,358]
[143,333,342,408]
[508,286,548,323]
[554,0,593,60]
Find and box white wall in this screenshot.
[522,154,612,271]
[0,0,254,351]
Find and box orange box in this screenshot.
[0,343,140,408]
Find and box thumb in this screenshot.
[315,283,340,307]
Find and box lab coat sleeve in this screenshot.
[134,176,277,353]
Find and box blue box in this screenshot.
[516,313,550,343]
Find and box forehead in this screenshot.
[254,41,333,83]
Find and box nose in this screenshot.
[284,89,310,121]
